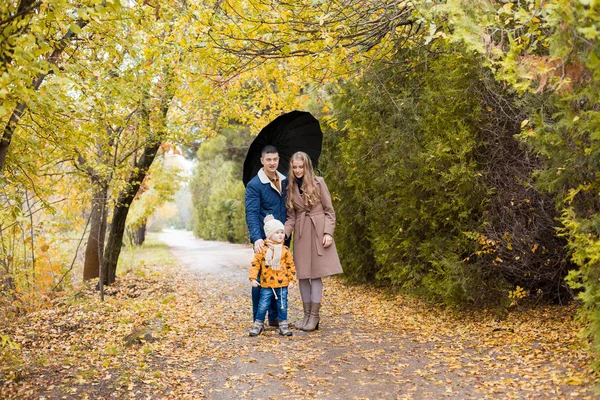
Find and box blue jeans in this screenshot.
[252,286,279,322]
[255,287,288,322]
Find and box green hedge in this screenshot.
[190,132,249,244]
[320,44,571,306]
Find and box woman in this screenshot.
[284,151,343,331]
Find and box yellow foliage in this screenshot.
[508,285,529,307]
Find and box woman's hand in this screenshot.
[323,233,333,248]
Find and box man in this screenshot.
[245,145,288,327]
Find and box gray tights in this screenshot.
[298,278,322,303]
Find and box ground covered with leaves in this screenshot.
[1,238,598,399]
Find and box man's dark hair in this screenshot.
[261,145,278,157]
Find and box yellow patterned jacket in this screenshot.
[249,241,297,288]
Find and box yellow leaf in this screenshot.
[532,243,539,253]
[564,375,585,385]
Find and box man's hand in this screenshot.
[323,233,333,248]
[254,239,264,253]
[251,280,260,287]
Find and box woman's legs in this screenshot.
[304,278,322,331]
[297,279,311,330]
[299,278,323,302]
[298,279,311,303]
[310,278,322,303]
[298,278,323,303]
[298,278,323,331]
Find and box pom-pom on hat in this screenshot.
[263,214,284,240]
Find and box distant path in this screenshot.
[158,229,252,281]
[157,230,595,400]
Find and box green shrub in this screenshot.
[189,128,251,244]
[324,46,491,304]
[323,42,571,306]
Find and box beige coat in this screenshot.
[284,177,343,279]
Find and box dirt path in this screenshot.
[156,230,597,399]
[1,231,595,399]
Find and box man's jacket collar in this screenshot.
[258,168,286,194]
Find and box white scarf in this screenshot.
[265,240,283,270]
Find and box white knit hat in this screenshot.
[263,214,284,240]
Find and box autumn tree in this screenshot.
[0,1,121,171]
[0,0,121,298]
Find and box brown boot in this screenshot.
[295,303,311,330]
[303,303,320,332]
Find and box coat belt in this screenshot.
[297,211,324,256]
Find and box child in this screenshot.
[249,215,297,337]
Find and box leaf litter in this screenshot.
[0,255,598,399]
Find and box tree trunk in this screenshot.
[83,186,108,281]
[98,187,107,299]
[134,220,147,246]
[104,140,163,284]
[103,65,174,284]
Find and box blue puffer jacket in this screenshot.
[245,169,287,243]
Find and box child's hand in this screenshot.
[288,282,295,290]
[254,239,264,253]
[251,280,260,287]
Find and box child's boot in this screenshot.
[249,321,264,337]
[278,320,292,336]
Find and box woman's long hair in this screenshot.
[286,152,320,210]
